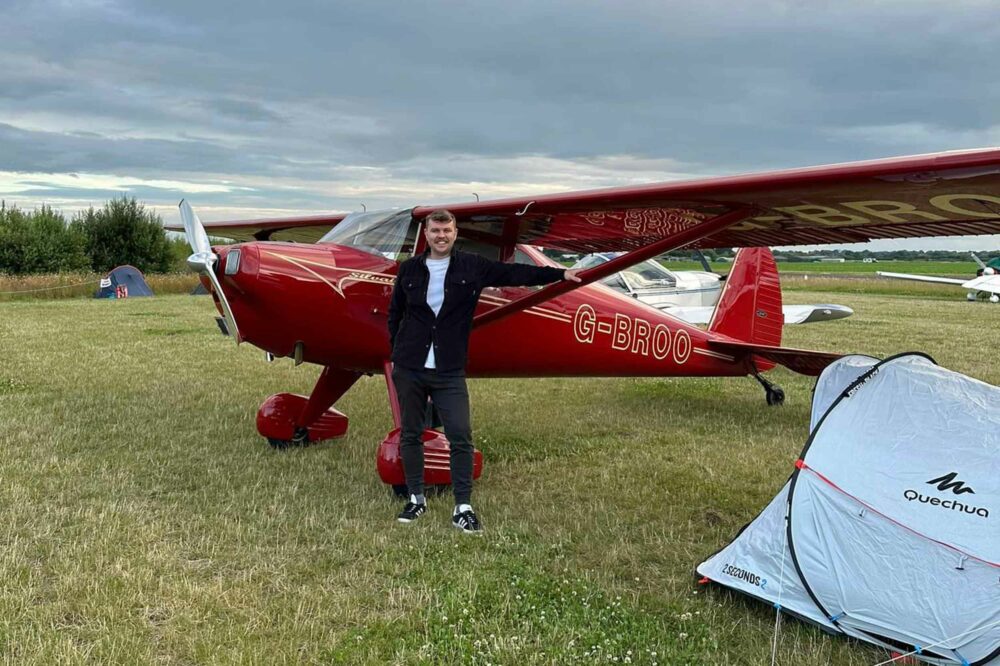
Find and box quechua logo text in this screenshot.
[902,471,988,519]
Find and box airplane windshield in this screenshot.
[319,208,417,260]
[573,253,677,288]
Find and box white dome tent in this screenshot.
[698,353,999,665]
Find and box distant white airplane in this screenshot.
[572,252,853,325]
[877,253,1000,303]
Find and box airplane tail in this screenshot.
[706,248,843,377]
[707,247,784,347]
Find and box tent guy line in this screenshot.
[870,619,1000,666]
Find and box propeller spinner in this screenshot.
[179,200,242,344]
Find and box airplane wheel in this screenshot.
[267,427,310,450]
[391,484,409,498]
[766,387,785,406]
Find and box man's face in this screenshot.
[424,219,457,258]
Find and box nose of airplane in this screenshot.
[179,199,242,343]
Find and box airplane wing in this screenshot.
[876,271,967,286]
[166,212,349,242]
[666,304,853,326]
[877,270,1000,295]
[414,148,1000,253]
[170,148,1000,249]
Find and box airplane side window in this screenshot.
[632,261,673,284]
[513,249,535,266]
[601,274,630,294]
[452,237,500,261]
[320,208,417,260]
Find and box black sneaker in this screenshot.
[397,497,427,523]
[452,505,482,533]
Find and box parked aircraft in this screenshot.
[169,148,1000,490]
[877,252,1000,302]
[572,252,853,324]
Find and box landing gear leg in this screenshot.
[257,366,362,448]
[750,361,785,406]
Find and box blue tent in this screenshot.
[95,265,154,298]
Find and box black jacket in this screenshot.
[388,250,566,371]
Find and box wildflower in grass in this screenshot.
[679,632,688,639]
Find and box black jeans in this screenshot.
[391,366,474,504]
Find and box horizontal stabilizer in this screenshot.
[708,339,842,376]
[669,303,853,326]
[781,303,854,324]
[962,273,1000,294]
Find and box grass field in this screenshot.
[1,283,996,664]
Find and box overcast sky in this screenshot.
[3,0,999,249]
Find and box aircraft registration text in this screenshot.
[573,304,691,364]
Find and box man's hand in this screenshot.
[563,268,583,283]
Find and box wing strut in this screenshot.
[472,206,757,330]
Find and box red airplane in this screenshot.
[169,148,1000,493]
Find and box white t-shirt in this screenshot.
[424,256,450,368]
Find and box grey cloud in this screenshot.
[1,0,999,250]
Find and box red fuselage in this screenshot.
[208,242,748,378]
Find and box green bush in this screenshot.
[71,196,174,274]
[0,203,91,275]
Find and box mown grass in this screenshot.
[0,288,995,664]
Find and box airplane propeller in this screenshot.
[179,199,242,344]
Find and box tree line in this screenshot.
[0,196,191,275]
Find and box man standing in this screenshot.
[387,209,581,532]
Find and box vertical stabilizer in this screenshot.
[707,248,783,347]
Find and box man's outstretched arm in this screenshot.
[479,256,581,288]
